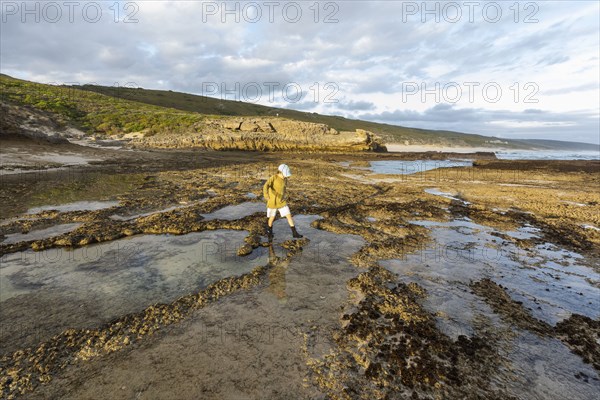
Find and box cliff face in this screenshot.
[1,95,386,152]
[0,101,72,143]
[132,117,387,152]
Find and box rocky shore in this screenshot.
[0,144,598,399]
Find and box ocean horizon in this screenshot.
[495,150,600,160]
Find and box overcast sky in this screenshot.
[1,1,599,144]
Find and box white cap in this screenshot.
[278,164,292,177]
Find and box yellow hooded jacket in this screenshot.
[263,174,287,209]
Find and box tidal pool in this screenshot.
[0,212,366,356]
[379,217,600,399]
[26,200,120,214]
[386,218,600,324]
[201,201,265,220]
[0,229,268,354]
[1,223,82,245]
[369,160,472,175]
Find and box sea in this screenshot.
[494,150,599,160]
[365,149,598,175]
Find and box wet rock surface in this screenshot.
[471,278,600,372]
[555,314,600,372]
[306,266,517,400]
[1,148,599,399]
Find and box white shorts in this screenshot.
[267,205,290,218]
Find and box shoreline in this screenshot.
[1,141,599,399]
[385,143,600,159]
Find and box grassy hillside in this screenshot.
[2,74,594,151]
[3,73,506,146]
[0,74,209,137]
[73,82,532,148]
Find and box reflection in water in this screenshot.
[1,223,82,244]
[398,218,600,324]
[0,230,269,354]
[381,217,600,398]
[267,244,289,302]
[200,201,265,221]
[369,160,473,175]
[26,200,120,214]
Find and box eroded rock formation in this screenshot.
[133,117,387,152]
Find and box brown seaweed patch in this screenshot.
[305,266,516,400]
[555,314,600,372]
[310,203,432,269]
[471,278,600,372]
[470,278,553,336]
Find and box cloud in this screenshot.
[335,100,376,111]
[358,104,600,144]
[1,1,598,143]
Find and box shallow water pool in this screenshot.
[26,200,120,214]
[369,160,473,175]
[201,201,266,220]
[380,217,600,398]
[1,223,83,245]
[0,229,268,353]
[387,218,600,325]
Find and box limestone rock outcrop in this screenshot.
[134,117,386,152]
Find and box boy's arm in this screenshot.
[263,177,272,200]
[281,181,287,201]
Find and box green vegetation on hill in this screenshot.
[2,74,595,151]
[0,74,207,137]
[74,82,530,148]
[0,74,516,147]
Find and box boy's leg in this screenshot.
[285,214,295,227]
[266,209,276,241]
[280,207,303,238]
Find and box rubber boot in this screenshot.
[291,226,303,239]
[267,225,274,242]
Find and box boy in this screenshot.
[263,164,303,241]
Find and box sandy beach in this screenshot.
[1,140,599,399]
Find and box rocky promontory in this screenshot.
[129,117,387,152]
